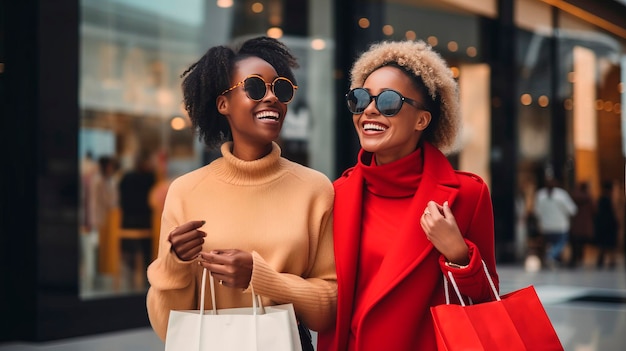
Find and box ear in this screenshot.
[216,95,229,115]
[414,110,431,131]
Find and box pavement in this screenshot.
[1,262,625,351]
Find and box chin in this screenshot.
[359,143,384,154]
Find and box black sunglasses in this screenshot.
[221,74,298,104]
[346,88,425,117]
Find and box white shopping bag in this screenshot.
[164,268,302,351]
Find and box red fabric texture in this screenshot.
[318,142,498,351]
[349,149,422,349]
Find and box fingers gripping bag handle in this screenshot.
[199,268,264,316]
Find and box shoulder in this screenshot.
[167,164,213,194]
[556,187,572,197]
[333,166,357,189]
[281,160,334,206]
[454,170,489,194]
[455,170,486,185]
[281,158,333,189]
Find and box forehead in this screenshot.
[363,65,413,89]
[232,56,278,81]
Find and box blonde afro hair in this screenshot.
[350,40,460,153]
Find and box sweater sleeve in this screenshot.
[249,197,337,332]
[438,181,499,303]
[145,183,198,341]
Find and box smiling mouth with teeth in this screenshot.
[256,111,280,120]
[363,122,387,131]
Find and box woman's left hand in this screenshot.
[420,201,469,265]
[198,249,253,289]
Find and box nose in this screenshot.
[363,96,379,115]
[262,83,278,103]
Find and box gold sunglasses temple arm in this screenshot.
[220,80,245,96]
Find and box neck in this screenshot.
[231,142,274,161]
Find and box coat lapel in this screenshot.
[362,143,461,311]
[332,165,365,348]
[333,143,462,348]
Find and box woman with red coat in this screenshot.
[317,40,499,351]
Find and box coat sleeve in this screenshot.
[248,183,337,332]
[145,182,198,341]
[438,180,499,303]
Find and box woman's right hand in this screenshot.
[167,220,206,261]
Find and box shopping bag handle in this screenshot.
[443,260,500,306]
[199,267,265,316]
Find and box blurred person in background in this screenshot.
[595,180,618,269]
[533,176,577,269]
[91,156,120,277]
[568,181,594,268]
[80,151,107,289]
[118,152,156,289]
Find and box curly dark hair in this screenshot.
[181,36,299,149]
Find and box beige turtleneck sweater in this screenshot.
[146,142,337,341]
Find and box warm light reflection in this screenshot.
[311,39,326,50]
[358,18,370,29]
[405,30,416,41]
[427,36,438,46]
[382,25,394,36]
[447,41,458,52]
[450,67,460,78]
[595,99,604,110]
[251,2,263,13]
[216,0,233,8]
[615,103,622,114]
[267,27,283,38]
[538,95,549,107]
[170,116,186,131]
[520,94,532,106]
[604,100,613,112]
[619,82,624,93]
[466,46,477,57]
[564,98,573,110]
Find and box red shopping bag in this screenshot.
[430,262,564,351]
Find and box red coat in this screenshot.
[318,142,498,351]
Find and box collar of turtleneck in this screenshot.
[358,147,424,198]
[213,141,286,186]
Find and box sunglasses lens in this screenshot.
[244,77,267,101]
[346,88,371,114]
[273,78,295,103]
[377,90,403,116]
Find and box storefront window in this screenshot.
[78,0,334,299]
[515,3,625,197]
[513,0,626,262]
[559,11,625,198]
[514,0,554,232]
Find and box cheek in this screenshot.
[396,115,419,132]
[279,104,288,117]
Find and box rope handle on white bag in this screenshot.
[199,268,264,316]
[443,260,500,306]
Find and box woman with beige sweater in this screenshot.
[146,36,336,351]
